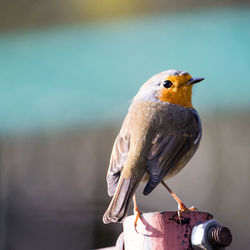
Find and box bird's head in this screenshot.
[136,70,204,108]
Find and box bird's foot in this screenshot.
[134,207,142,233]
[177,202,197,223]
[133,194,142,233]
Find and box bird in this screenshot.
[103,69,204,226]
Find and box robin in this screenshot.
[103,69,204,227]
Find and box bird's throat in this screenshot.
[158,86,193,108]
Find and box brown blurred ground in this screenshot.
[0,113,249,249]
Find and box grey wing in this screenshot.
[143,111,201,195]
[106,133,130,197]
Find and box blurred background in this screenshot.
[0,0,250,249]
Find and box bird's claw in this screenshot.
[177,205,198,223]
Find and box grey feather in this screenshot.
[106,133,130,197]
[144,108,201,195]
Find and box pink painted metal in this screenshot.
[123,211,213,250]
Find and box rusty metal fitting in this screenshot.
[191,219,232,250]
[208,226,232,247]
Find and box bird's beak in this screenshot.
[186,77,204,85]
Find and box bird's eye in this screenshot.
[163,80,173,88]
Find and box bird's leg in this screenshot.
[133,194,141,233]
[161,181,197,222]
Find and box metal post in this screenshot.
[122,211,231,250]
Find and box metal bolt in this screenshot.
[207,226,232,247]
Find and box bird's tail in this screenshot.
[103,173,138,224]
